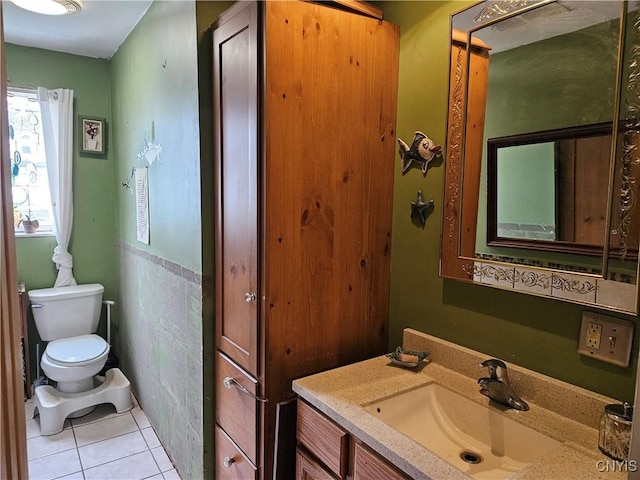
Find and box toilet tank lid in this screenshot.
[28,283,104,301]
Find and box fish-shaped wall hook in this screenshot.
[398,131,442,174]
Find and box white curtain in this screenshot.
[38,87,76,287]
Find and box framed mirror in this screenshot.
[485,122,633,256]
[441,0,640,314]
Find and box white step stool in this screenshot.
[33,368,133,435]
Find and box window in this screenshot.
[8,88,55,235]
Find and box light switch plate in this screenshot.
[578,311,634,367]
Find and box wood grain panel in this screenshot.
[351,442,408,480]
[1,4,29,475]
[215,351,259,463]
[215,426,258,480]
[297,401,348,479]
[213,1,260,376]
[262,0,397,399]
[569,135,609,246]
[296,447,340,480]
[460,44,490,257]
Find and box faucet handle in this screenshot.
[479,358,508,382]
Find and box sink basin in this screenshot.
[364,382,560,479]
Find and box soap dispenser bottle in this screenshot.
[599,401,633,461]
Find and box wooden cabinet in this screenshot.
[296,400,409,480]
[213,1,399,478]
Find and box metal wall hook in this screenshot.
[411,190,434,227]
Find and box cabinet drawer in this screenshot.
[352,442,408,480]
[215,351,258,463]
[215,425,257,480]
[297,400,348,479]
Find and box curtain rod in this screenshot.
[6,81,38,93]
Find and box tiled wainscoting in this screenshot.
[25,396,181,480]
[116,241,204,478]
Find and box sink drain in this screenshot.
[460,450,483,464]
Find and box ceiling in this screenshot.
[3,0,153,59]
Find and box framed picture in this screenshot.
[79,116,106,155]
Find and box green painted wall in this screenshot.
[381,0,638,402]
[5,44,116,375]
[484,19,619,139]
[110,1,219,477]
[111,1,201,271]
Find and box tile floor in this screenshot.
[25,395,181,480]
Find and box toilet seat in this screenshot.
[45,334,109,367]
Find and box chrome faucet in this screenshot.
[478,359,529,411]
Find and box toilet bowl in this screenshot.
[41,333,110,417]
[42,334,110,390]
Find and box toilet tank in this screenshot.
[28,284,104,341]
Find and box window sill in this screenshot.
[15,231,56,239]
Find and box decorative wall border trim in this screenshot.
[464,260,636,311]
[467,262,599,294]
[475,253,636,284]
[116,240,203,285]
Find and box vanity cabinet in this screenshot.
[213,1,399,478]
[296,400,409,480]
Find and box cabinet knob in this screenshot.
[245,292,257,303]
[223,456,235,468]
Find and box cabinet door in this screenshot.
[262,0,398,402]
[352,442,408,480]
[296,448,339,480]
[213,1,260,376]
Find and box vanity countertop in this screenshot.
[292,329,627,480]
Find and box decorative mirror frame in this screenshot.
[440,0,640,314]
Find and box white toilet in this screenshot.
[29,283,132,434]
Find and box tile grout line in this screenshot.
[80,448,156,476]
[140,424,167,476]
[73,417,95,478]
[69,419,85,478]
